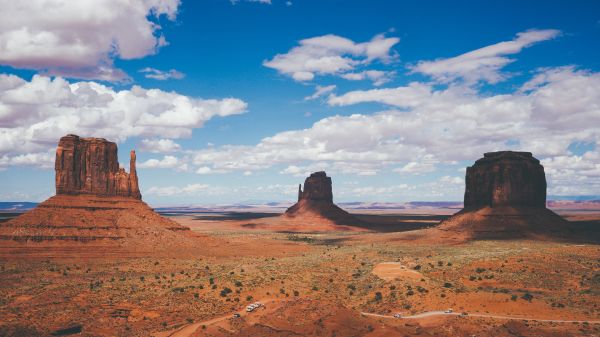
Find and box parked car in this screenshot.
[393,313,402,318]
[444,309,453,313]
[233,313,241,318]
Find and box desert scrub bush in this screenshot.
[521,293,533,302]
[374,292,383,301]
[220,287,232,297]
[234,280,243,287]
[443,282,453,288]
[413,265,421,270]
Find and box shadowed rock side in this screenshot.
[282,171,362,229]
[464,151,546,209]
[430,151,570,241]
[0,134,201,257]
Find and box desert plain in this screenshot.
[0,203,599,337]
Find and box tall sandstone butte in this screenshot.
[432,151,568,241]
[55,134,141,199]
[284,171,361,227]
[464,151,546,209]
[297,171,334,202]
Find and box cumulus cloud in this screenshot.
[0,0,181,81]
[138,155,184,170]
[412,29,560,84]
[187,66,600,195]
[139,68,185,80]
[340,70,395,86]
[139,139,182,153]
[264,33,399,82]
[328,82,433,108]
[394,159,437,175]
[146,183,210,197]
[0,151,54,170]
[305,85,336,101]
[0,74,247,164]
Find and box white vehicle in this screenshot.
[444,309,453,314]
[393,313,402,318]
[246,305,255,312]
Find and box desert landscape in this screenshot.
[0,138,598,337]
[1,1,599,337]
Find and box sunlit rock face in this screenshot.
[464,151,546,209]
[55,134,141,199]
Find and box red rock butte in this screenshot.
[282,171,362,229]
[431,151,569,241]
[55,134,141,199]
[0,134,200,258]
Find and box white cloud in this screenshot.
[138,155,182,169]
[264,33,399,82]
[412,29,560,84]
[328,82,433,108]
[0,151,54,170]
[340,70,395,86]
[139,139,182,153]
[0,74,247,165]
[0,0,181,81]
[139,67,185,80]
[305,85,336,100]
[146,183,210,197]
[439,175,464,185]
[394,160,436,175]
[187,66,600,195]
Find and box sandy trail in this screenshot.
[371,262,424,281]
[361,310,600,324]
[160,298,279,337]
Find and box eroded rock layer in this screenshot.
[55,134,141,199]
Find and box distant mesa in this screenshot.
[283,171,362,228]
[432,151,569,240]
[0,134,197,257]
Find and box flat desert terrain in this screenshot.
[0,208,599,337]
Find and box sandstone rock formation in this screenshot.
[55,134,141,199]
[283,171,362,229]
[0,134,200,257]
[464,151,546,209]
[432,151,569,241]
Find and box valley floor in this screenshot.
[0,211,599,336]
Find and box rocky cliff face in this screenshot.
[297,171,334,202]
[55,134,141,199]
[464,151,546,209]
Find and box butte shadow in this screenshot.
[0,134,204,258]
[418,151,589,243]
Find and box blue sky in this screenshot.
[0,0,599,205]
